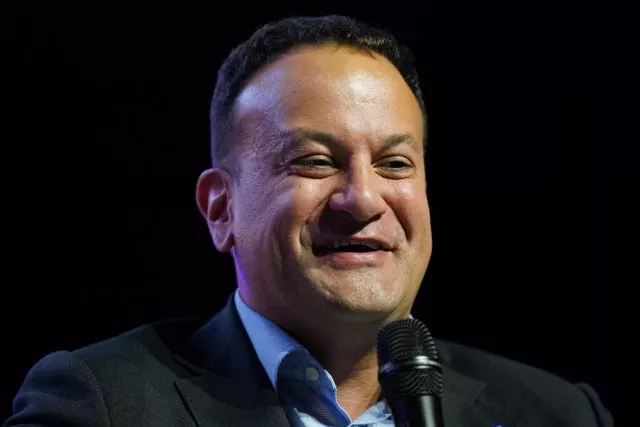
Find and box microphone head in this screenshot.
[376,318,443,401]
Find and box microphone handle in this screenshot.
[388,394,445,427]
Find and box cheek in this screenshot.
[392,182,431,240]
[233,175,280,247]
[281,181,329,227]
[269,180,334,252]
[236,179,323,240]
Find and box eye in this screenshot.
[289,155,338,178]
[377,157,413,169]
[383,160,412,168]
[375,157,415,179]
[295,156,335,167]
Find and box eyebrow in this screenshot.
[281,128,420,153]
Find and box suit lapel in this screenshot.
[173,295,290,427]
[174,374,289,427]
[441,365,493,427]
[438,343,517,427]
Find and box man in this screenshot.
[5,15,613,427]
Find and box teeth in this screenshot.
[329,239,382,250]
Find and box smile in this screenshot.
[312,243,390,267]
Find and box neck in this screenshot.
[284,314,391,420]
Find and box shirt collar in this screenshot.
[234,289,306,389]
[234,289,414,389]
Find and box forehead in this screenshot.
[233,44,424,152]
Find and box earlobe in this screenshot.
[195,168,235,252]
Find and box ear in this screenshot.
[195,168,235,252]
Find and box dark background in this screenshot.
[5,3,635,425]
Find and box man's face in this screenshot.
[220,44,431,324]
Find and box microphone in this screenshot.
[376,318,445,427]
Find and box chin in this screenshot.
[318,285,403,316]
[299,268,406,310]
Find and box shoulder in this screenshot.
[23,317,204,377]
[437,340,614,426]
[4,319,208,426]
[20,318,210,396]
[438,339,571,388]
[56,317,208,383]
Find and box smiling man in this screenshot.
[5,15,613,427]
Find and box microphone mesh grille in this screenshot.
[377,318,440,362]
[376,318,443,399]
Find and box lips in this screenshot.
[312,237,392,257]
[313,244,377,256]
[312,242,391,268]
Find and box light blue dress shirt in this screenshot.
[234,290,395,427]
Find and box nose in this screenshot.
[328,163,388,223]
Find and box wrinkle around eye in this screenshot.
[295,157,336,167]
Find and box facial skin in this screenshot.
[197,42,432,342]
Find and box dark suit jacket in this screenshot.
[4,295,614,426]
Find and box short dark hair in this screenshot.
[209,15,427,173]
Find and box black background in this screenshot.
[5,3,635,425]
